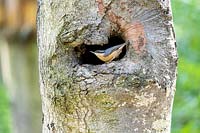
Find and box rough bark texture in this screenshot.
[37,0,177,132]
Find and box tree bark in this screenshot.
[37,0,177,132]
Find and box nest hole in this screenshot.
[75,36,127,65]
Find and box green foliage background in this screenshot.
[0,0,200,132]
[0,84,11,133]
[172,0,200,132]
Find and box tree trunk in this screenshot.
[37,0,177,132]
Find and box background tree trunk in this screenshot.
[0,0,42,132]
[37,0,177,132]
[0,38,42,133]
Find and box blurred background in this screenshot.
[0,0,41,133]
[0,0,199,133]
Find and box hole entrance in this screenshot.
[75,36,126,65]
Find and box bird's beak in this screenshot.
[90,51,95,54]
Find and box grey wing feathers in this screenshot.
[94,50,105,53]
[104,43,126,56]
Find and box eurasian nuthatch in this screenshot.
[90,41,129,63]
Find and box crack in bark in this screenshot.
[95,0,115,34]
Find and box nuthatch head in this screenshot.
[90,41,129,63]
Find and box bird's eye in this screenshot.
[74,36,126,65]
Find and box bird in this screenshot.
[90,41,129,63]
